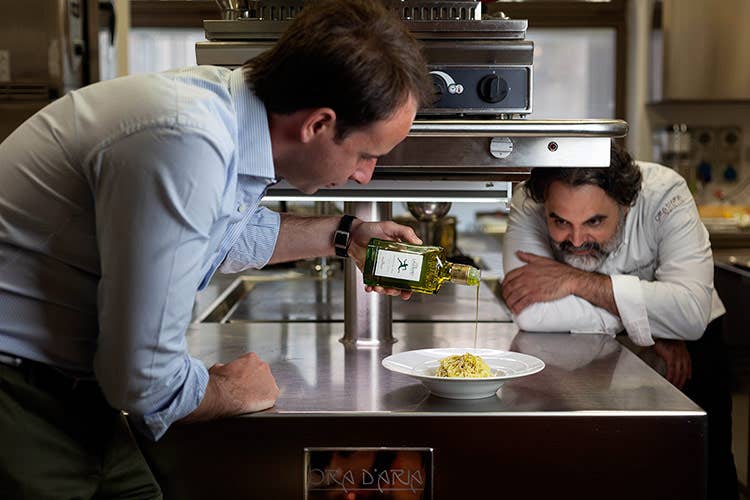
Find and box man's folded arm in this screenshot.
[513,296,624,334]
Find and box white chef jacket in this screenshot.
[502,161,725,347]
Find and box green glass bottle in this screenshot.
[362,238,481,294]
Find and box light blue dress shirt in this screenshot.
[0,66,280,440]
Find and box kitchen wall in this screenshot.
[627,0,750,207]
[648,103,750,206]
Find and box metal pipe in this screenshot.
[114,0,130,77]
[342,201,394,346]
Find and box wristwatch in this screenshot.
[334,215,356,258]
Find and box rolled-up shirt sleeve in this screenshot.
[89,127,230,440]
[218,205,280,273]
[610,186,714,344]
[503,188,624,335]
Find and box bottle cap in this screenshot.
[467,266,482,286]
[450,264,482,286]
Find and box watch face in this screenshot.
[334,230,349,257]
[334,216,355,257]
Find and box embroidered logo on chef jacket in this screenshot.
[654,194,685,223]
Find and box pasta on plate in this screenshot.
[435,353,496,378]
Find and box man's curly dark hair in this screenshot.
[523,141,642,206]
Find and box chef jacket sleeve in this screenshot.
[611,180,714,345]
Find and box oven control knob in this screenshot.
[478,74,509,103]
[431,73,448,99]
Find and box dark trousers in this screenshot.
[0,358,162,500]
[684,318,739,500]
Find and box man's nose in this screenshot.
[569,227,587,247]
[350,160,376,185]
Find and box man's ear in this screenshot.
[300,108,336,144]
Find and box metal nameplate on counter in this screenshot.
[304,447,433,499]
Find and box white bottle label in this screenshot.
[373,250,424,282]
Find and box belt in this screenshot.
[0,352,98,395]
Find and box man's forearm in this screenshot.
[570,270,620,317]
[268,214,362,265]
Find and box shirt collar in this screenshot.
[229,67,276,180]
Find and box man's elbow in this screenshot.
[673,299,711,341]
[95,366,176,417]
[679,314,709,341]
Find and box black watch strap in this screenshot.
[334,215,356,258]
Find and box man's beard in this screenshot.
[549,210,626,272]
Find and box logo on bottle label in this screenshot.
[374,250,423,282]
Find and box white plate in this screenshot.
[382,348,545,399]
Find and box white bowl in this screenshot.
[382,348,545,399]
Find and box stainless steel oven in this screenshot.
[203,0,533,117]
[0,0,89,140]
[197,0,627,199]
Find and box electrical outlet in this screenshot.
[0,50,9,82]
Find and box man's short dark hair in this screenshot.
[523,141,642,206]
[244,0,433,139]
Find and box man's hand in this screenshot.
[348,220,422,300]
[181,352,279,423]
[501,251,581,314]
[653,339,692,389]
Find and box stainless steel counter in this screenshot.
[714,248,750,275]
[138,322,706,499]
[182,322,698,414]
[224,276,511,323]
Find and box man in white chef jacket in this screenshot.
[501,142,737,500]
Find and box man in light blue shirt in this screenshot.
[0,0,434,497]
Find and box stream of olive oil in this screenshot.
[473,284,479,349]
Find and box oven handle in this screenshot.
[409,119,628,138]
